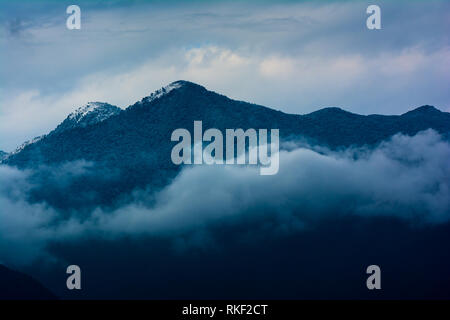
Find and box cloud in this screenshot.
[1,129,449,266]
[1,0,449,151]
[90,130,450,235]
[0,165,56,265]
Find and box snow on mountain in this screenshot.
[3,103,121,160]
[7,135,45,158]
[138,81,184,105]
[53,102,121,134]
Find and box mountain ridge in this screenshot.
[4,80,450,168]
[4,79,450,168]
[2,81,450,209]
[4,81,449,160]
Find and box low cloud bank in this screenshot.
[1,130,449,265]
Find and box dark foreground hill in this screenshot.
[0,265,57,300]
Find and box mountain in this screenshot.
[3,80,450,209]
[52,102,121,134]
[0,265,57,300]
[298,105,450,146]
[5,135,45,160]
[2,102,121,163]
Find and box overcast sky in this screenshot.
[0,0,449,151]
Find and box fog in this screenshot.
[1,129,449,266]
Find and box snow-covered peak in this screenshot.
[67,102,120,123]
[139,81,185,105]
[5,102,121,159]
[54,102,121,134]
[7,135,45,158]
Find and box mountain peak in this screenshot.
[68,102,120,121]
[314,107,348,113]
[138,80,205,106]
[306,107,359,118]
[402,105,441,116]
[53,102,121,134]
[140,82,184,104]
[170,80,205,89]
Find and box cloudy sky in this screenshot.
[0,0,449,151]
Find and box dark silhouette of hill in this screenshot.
[0,265,57,300]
